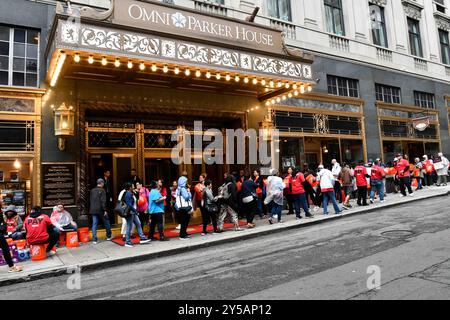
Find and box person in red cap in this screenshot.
[395,154,414,197]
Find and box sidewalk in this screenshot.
[1,185,449,287]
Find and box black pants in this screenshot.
[399,177,413,196]
[201,207,218,233]
[357,186,368,205]
[139,210,149,228]
[334,182,342,203]
[179,209,191,238]
[0,234,14,267]
[149,213,165,239]
[286,194,295,215]
[424,173,434,187]
[45,226,59,253]
[242,200,257,224]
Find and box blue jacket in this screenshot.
[124,191,137,214]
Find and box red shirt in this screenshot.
[25,214,52,245]
[194,183,204,202]
[283,174,293,194]
[291,173,306,194]
[370,165,385,181]
[354,166,368,187]
[396,159,410,178]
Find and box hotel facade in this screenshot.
[0,0,449,225]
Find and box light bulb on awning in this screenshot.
[244,77,249,84]
[195,70,201,77]
[174,67,180,75]
[151,64,158,72]
[285,83,290,89]
[74,53,80,63]
[13,160,21,169]
[261,79,267,86]
[185,69,191,76]
[114,59,120,67]
[163,65,169,73]
[206,72,211,79]
[127,61,133,69]
[235,76,240,82]
[101,57,107,66]
[216,73,221,80]
[88,56,94,64]
[269,81,275,88]
[307,85,313,92]
[139,62,145,70]
[225,74,231,81]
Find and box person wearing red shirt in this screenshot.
[283,167,295,215]
[370,160,386,203]
[354,161,370,206]
[24,206,59,256]
[395,154,414,197]
[291,170,313,219]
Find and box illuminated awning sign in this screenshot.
[113,0,284,55]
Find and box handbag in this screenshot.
[242,195,255,204]
[176,194,193,214]
[114,193,131,218]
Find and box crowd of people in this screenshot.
[2,152,448,272]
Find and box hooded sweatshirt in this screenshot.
[175,176,192,210]
[25,210,52,245]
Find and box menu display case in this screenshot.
[0,181,29,217]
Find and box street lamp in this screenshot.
[54,103,75,151]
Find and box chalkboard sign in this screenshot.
[42,163,76,209]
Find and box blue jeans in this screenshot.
[270,202,282,221]
[370,180,385,201]
[125,213,146,243]
[293,193,310,217]
[92,214,112,242]
[256,196,263,218]
[322,191,341,215]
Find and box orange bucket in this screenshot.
[59,232,66,246]
[66,232,79,248]
[6,238,13,246]
[77,227,90,243]
[14,240,27,250]
[30,244,47,261]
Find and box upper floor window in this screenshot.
[407,18,423,58]
[439,29,450,65]
[370,4,388,48]
[268,0,292,21]
[414,91,436,109]
[324,0,345,36]
[435,0,446,14]
[327,75,360,98]
[375,84,402,104]
[0,25,39,87]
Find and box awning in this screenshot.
[45,0,315,103]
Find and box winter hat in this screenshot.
[3,205,17,215]
[97,178,105,185]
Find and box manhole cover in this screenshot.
[380,230,414,238]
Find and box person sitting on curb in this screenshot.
[51,204,78,233]
[3,205,25,240]
[24,206,59,257]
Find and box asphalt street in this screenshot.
[1,195,450,300]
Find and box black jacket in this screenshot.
[89,187,106,215]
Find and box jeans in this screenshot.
[293,193,310,217]
[357,186,368,205]
[322,191,341,214]
[399,177,413,196]
[270,202,282,221]
[125,213,146,243]
[370,180,385,202]
[149,213,165,239]
[256,196,263,218]
[334,181,343,203]
[437,175,448,186]
[92,214,112,242]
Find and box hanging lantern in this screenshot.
[412,116,430,132]
[54,103,75,151]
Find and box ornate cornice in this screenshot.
[369,0,387,7]
[402,0,424,20]
[434,12,450,31]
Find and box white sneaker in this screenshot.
[92,241,98,245]
[175,224,181,230]
[380,200,385,203]
[106,237,112,241]
[409,193,414,197]
[313,206,320,213]
[47,251,56,257]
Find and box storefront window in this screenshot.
[0,159,31,217]
[383,141,403,164]
[279,138,304,172]
[341,139,364,165]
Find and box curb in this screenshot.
[1,190,449,287]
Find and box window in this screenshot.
[435,0,446,14]
[375,84,402,104]
[0,25,39,87]
[414,91,435,109]
[407,18,423,57]
[268,0,292,21]
[370,4,388,48]
[324,0,345,36]
[327,75,359,98]
[439,29,450,65]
